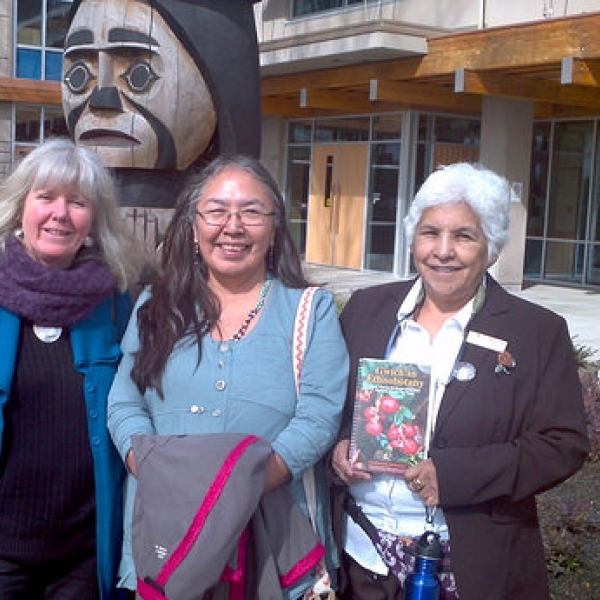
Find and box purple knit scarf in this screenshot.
[0,236,117,327]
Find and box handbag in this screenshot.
[293,286,337,600]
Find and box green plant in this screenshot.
[580,367,600,462]
[573,339,600,462]
[573,337,600,370]
[542,500,593,578]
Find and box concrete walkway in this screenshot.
[303,263,600,357]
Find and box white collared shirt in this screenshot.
[344,279,474,574]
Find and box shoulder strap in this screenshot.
[292,287,335,599]
[292,286,320,526]
[293,286,319,391]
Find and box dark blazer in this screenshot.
[334,276,589,600]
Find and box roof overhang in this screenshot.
[261,12,600,120]
[2,12,598,121]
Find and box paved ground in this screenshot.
[303,264,600,357]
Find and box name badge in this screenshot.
[466,331,507,353]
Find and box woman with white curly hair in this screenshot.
[331,162,589,600]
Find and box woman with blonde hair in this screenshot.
[0,138,142,599]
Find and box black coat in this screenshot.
[333,276,589,600]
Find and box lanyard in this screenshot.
[384,282,487,532]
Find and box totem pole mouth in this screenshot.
[79,129,141,147]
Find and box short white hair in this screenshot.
[404,163,511,260]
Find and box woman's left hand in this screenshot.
[404,459,439,507]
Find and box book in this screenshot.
[350,358,431,474]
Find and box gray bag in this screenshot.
[131,433,326,600]
[132,433,271,600]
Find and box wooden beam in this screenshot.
[535,102,599,119]
[261,96,343,118]
[295,88,374,113]
[425,12,600,73]
[372,78,481,112]
[0,77,61,105]
[561,57,600,86]
[455,68,600,110]
[261,13,600,96]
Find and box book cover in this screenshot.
[350,358,431,474]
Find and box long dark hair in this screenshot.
[131,154,310,397]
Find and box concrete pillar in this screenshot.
[0,0,12,183]
[260,114,286,188]
[479,96,534,291]
[0,0,10,77]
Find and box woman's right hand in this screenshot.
[331,438,371,485]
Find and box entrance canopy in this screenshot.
[260,12,600,120]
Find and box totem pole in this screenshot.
[61,0,261,242]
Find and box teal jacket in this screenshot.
[0,293,132,600]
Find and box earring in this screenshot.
[267,245,275,271]
[14,229,24,239]
[84,236,94,248]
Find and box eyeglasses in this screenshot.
[196,208,275,227]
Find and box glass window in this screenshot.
[527,122,551,237]
[15,106,41,144]
[415,113,481,190]
[365,142,401,272]
[591,126,600,244]
[526,119,600,287]
[286,146,311,257]
[524,239,543,280]
[17,48,42,79]
[14,105,67,162]
[16,0,71,81]
[292,0,377,17]
[371,143,399,167]
[44,49,63,81]
[547,121,593,241]
[17,0,43,45]
[587,244,600,285]
[46,0,72,48]
[43,106,69,138]
[289,121,313,144]
[434,116,480,145]
[315,117,369,143]
[373,114,401,142]
[544,240,584,284]
[368,167,399,223]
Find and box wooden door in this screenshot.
[306,144,367,268]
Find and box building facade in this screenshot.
[1,0,600,288]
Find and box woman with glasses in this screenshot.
[107,154,349,599]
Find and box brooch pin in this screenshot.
[495,350,516,375]
[452,362,477,381]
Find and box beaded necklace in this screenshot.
[229,274,272,342]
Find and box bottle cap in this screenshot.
[414,531,444,560]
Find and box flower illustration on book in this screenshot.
[358,390,425,467]
[351,359,430,473]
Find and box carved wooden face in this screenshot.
[62,0,216,170]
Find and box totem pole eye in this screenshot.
[64,61,95,94]
[120,60,160,93]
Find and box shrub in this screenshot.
[573,339,600,462]
[580,367,600,462]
